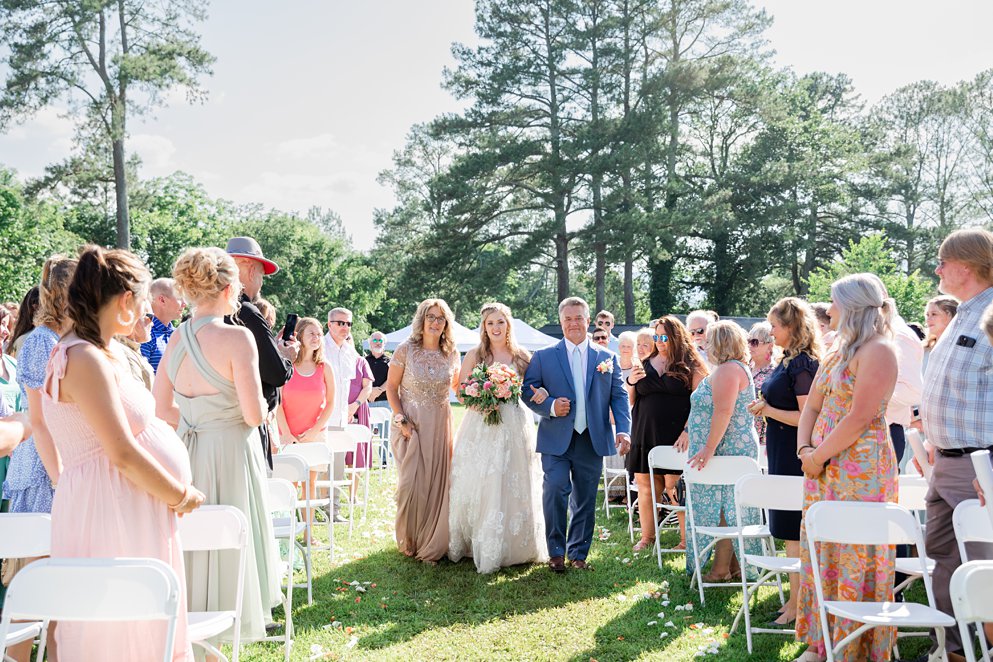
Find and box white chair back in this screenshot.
[345,424,372,444]
[178,505,248,553]
[897,475,929,513]
[647,445,688,473]
[272,453,310,483]
[805,501,920,547]
[970,450,993,529]
[953,499,993,563]
[950,560,993,662]
[327,429,358,455]
[683,455,761,487]
[734,473,804,512]
[905,429,932,481]
[0,558,180,662]
[267,478,298,512]
[0,513,51,557]
[282,441,332,469]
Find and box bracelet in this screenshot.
[170,485,190,510]
[796,445,814,459]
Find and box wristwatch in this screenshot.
[393,413,408,426]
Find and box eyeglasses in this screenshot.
[689,328,706,336]
[370,339,384,344]
[329,320,352,327]
[748,338,767,347]
[592,336,608,342]
[425,314,447,325]
[652,334,668,343]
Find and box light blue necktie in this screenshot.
[572,346,587,434]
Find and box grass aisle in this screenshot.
[240,409,930,661]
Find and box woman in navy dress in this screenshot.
[746,297,821,627]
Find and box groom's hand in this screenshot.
[553,397,571,417]
[615,433,631,456]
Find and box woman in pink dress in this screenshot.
[277,316,335,539]
[39,246,205,661]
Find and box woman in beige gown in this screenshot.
[386,299,461,563]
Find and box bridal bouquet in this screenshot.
[458,362,522,425]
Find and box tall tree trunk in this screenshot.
[592,173,606,312]
[112,136,129,248]
[623,257,634,323]
[544,2,569,301]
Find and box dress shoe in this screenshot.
[548,556,565,573]
[569,559,592,570]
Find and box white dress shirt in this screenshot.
[550,338,588,417]
[885,315,924,428]
[324,332,357,428]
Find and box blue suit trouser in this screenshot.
[541,429,602,561]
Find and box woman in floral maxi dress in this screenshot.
[793,274,899,662]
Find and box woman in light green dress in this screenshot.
[154,247,280,651]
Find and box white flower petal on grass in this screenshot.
[661,600,670,607]
[647,620,657,626]
[665,621,675,627]
[616,595,628,601]
[345,636,358,649]
[656,612,665,618]
[659,632,669,639]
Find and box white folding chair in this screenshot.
[894,475,936,594]
[345,423,373,521]
[0,557,181,662]
[970,450,993,529]
[602,461,629,518]
[647,445,688,566]
[325,429,359,536]
[730,473,804,652]
[906,429,933,481]
[0,513,51,660]
[684,455,767,604]
[368,407,393,472]
[950,560,993,662]
[271,454,315,604]
[280,440,336,554]
[804,501,954,662]
[179,505,249,662]
[265,478,297,662]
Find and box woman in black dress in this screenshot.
[746,297,821,627]
[626,316,708,552]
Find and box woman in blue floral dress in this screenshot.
[685,321,762,581]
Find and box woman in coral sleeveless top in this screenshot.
[42,246,204,661]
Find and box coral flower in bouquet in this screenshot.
[458,362,523,425]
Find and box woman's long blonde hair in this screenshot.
[476,302,530,374]
[294,317,325,366]
[410,298,457,357]
[768,297,822,367]
[830,273,893,385]
[35,254,78,331]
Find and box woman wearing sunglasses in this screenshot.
[626,316,708,552]
[746,297,821,627]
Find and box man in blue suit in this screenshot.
[524,297,632,573]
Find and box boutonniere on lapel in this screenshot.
[596,359,613,374]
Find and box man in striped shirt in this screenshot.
[140,278,184,372]
[920,228,993,659]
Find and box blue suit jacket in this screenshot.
[523,340,632,456]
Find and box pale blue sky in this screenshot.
[1,0,992,250]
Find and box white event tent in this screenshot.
[367,318,556,352]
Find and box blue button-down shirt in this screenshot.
[922,286,993,450]
[140,316,175,373]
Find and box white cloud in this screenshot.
[129,133,177,173]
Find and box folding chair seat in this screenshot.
[950,560,993,662]
[271,454,315,604]
[265,478,299,662]
[647,445,688,565]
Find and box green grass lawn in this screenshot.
[239,407,931,661]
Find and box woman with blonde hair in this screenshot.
[154,247,280,647]
[277,316,336,541]
[386,298,461,563]
[449,302,547,572]
[746,321,777,445]
[922,295,958,373]
[685,320,762,581]
[794,273,898,662]
[747,297,821,626]
[626,316,708,552]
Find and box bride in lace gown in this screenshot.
[449,303,548,573]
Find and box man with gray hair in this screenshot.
[141,277,184,372]
[325,307,358,428]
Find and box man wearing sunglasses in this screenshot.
[365,331,391,407]
[594,310,620,352]
[325,307,359,429]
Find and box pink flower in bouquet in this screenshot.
[484,381,493,390]
[465,383,480,398]
[496,384,512,399]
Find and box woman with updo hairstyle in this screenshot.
[154,247,281,646]
[386,297,461,563]
[794,274,898,662]
[38,245,204,660]
[922,294,958,373]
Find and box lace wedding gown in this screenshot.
[449,395,548,574]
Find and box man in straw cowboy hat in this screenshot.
[226,236,299,469]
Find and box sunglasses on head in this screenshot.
[330,320,352,327]
[689,328,706,336]
[652,334,668,343]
